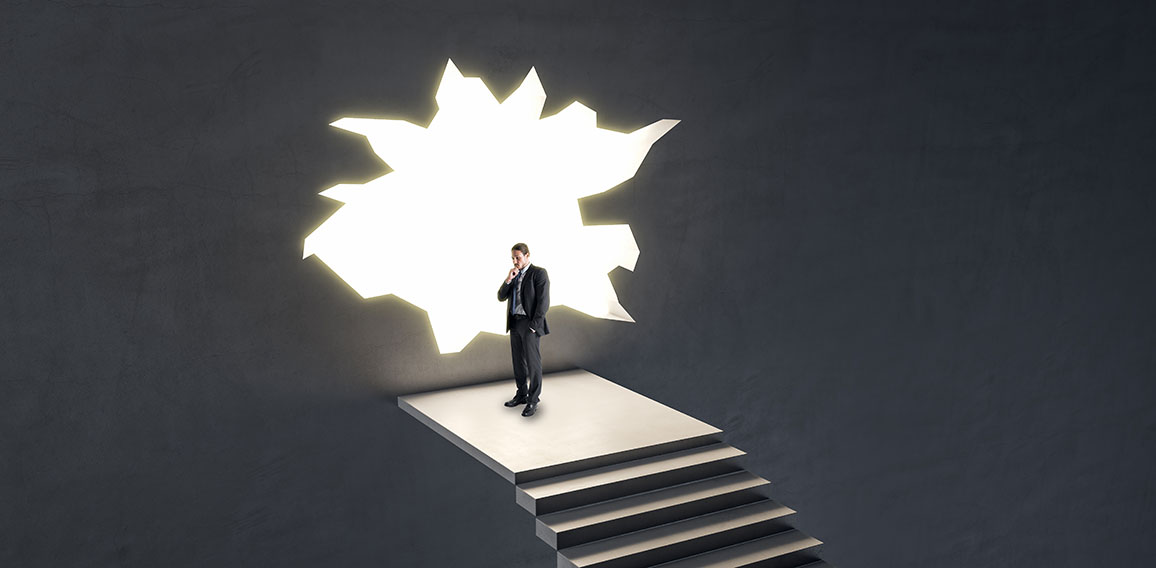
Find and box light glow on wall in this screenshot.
[304,60,678,353]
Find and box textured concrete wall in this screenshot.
[2,1,1153,566]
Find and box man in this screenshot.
[497,243,550,417]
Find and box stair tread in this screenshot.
[540,471,769,533]
[653,529,822,567]
[520,443,745,500]
[560,499,794,566]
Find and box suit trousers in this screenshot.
[509,316,542,403]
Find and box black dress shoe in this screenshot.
[504,395,527,407]
[521,402,538,417]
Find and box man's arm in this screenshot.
[529,268,549,333]
[498,267,518,301]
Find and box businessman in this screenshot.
[498,243,550,417]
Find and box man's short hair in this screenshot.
[511,243,530,256]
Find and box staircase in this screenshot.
[515,439,825,568]
[398,370,830,567]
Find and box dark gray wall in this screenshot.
[3,1,1153,566]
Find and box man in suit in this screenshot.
[498,243,550,417]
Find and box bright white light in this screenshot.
[304,60,678,353]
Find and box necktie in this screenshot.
[511,270,524,314]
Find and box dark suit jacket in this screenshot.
[498,264,550,336]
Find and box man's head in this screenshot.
[511,243,531,270]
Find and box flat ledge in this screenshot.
[399,369,722,483]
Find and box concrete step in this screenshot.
[556,499,795,568]
[537,471,770,549]
[517,443,745,515]
[652,529,823,568]
[518,434,724,484]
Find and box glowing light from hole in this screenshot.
[303,60,678,353]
